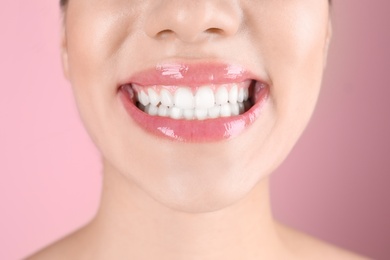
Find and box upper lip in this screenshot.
[118,61,268,88]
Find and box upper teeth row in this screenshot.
[134,84,250,110]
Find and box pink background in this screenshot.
[1,1,389,259]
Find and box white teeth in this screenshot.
[138,91,150,106]
[174,88,194,109]
[183,109,194,120]
[195,108,208,120]
[158,105,169,117]
[134,83,253,120]
[195,86,215,109]
[215,85,229,105]
[160,89,173,107]
[220,103,232,117]
[230,103,240,116]
[148,89,160,106]
[229,84,238,104]
[237,88,244,103]
[243,88,249,101]
[146,104,158,116]
[170,107,182,119]
[208,106,221,119]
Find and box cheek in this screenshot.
[66,11,123,83]
[65,0,147,85]
[257,2,329,125]
[241,1,330,169]
[64,5,139,143]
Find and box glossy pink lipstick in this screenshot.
[118,62,269,142]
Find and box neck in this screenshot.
[87,162,285,260]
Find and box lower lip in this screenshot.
[119,83,269,142]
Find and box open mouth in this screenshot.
[118,62,269,142]
[121,80,256,120]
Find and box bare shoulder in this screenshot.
[24,226,91,260]
[275,221,372,260]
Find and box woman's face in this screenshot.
[62,0,331,212]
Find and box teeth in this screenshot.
[229,84,238,104]
[170,107,182,119]
[195,108,208,120]
[158,105,169,117]
[148,89,160,106]
[138,91,150,106]
[243,88,249,101]
[146,104,158,116]
[195,86,215,109]
[183,109,194,120]
[237,88,244,103]
[238,103,245,114]
[220,103,232,117]
[230,103,240,116]
[126,86,135,99]
[174,88,194,109]
[208,106,221,119]
[133,83,253,120]
[215,85,229,105]
[160,89,173,107]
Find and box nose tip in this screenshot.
[144,1,242,43]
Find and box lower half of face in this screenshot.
[63,0,330,213]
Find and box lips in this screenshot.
[118,62,269,142]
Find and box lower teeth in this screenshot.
[137,101,253,120]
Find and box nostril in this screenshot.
[156,29,176,40]
[205,27,225,35]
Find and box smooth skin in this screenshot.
[28,0,369,259]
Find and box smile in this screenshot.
[129,81,253,120]
[118,62,269,142]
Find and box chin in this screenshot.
[112,143,273,214]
